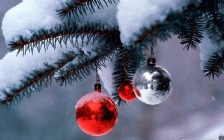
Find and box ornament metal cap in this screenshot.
[94,69,101,92]
[147,57,156,66]
[147,46,156,66]
[94,83,101,92]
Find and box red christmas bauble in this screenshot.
[75,92,118,136]
[118,81,136,101]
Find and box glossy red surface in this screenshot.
[76,93,118,136]
[118,81,136,101]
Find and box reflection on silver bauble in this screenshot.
[133,65,172,105]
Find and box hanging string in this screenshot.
[122,52,128,81]
[95,69,101,92]
[150,36,157,58]
[147,37,157,66]
[96,69,100,84]
[150,46,154,59]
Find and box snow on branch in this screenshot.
[7,22,120,54]
[117,0,192,44]
[0,33,117,105]
[2,0,118,53]
[55,35,122,85]
[0,0,120,105]
[1,52,81,105]
[57,0,118,20]
[0,41,83,104]
[2,0,62,44]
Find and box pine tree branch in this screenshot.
[111,45,145,105]
[171,7,204,50]
[57,0,118,20]
[199,0,224,14]
[181,17,204,50]
[0,51,84,106]
[134,2,207,48]
[112,47,129,106]
[8,22,120,54]
[203,49,224,79]
[205,12,224,46]
[133,4,194,44]
[56,36,122,85]
[201,1,224,79]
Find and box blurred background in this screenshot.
[0,1,224,140]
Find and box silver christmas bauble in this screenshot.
[133,65,172,105]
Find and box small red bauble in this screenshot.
[76,91,118,136]
[118,81,136,101]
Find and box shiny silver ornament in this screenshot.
[133,58,172,105]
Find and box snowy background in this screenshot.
[0,1,224,140]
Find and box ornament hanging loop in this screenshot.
[94,69,101,92]
[147,40,157,66]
